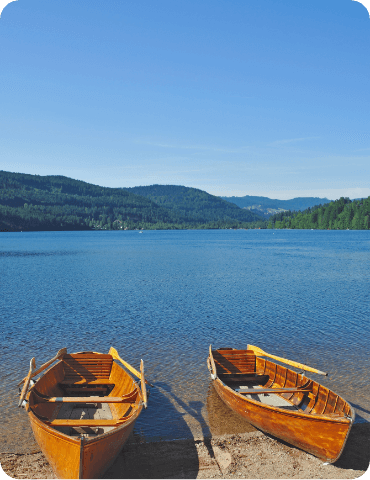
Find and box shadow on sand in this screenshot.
[103,382,204,479]
[333,402,370,470]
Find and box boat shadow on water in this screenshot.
[332,402,370,471]
[103,382,206,479]
[332,422,370,471]
[104,381,260,479]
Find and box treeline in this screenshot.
[127,185,263,223]
[268,197,370,230]
[0,171,265,232]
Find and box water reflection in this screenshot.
[206,382,256,436]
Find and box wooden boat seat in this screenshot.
[45,419,127,427]
[35,396,135,403]
[58,382,116,399]
[33,388,138,404]
[58,380,116,399]
[46,405,138,427]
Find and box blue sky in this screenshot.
[0,0,369,200]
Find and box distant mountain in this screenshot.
[221,195,332,218]
[0,172,265,231]
[126,185,264,223]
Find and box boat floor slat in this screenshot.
[57,401,113,420]
[53,402,115,436]
[233,385,300,410]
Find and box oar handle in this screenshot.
[18,348,67,386]
[208,345,217,379]
[18,357,36,407]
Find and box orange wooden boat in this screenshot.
[18,347,149,478]
[207,345,355,463]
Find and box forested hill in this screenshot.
[0,171,264,231]
[0,171,177,231]
[268,196,370,230]
[126,185,263,223]
[221,194,332,217]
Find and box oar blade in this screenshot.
[247,344,328,376]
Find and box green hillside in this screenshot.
[0,171,264,231]
[0,171,178,231]
[268,196,370,230]
[127,185,263,223]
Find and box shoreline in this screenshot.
[1,424,369,479]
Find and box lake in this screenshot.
[1,229,369,453]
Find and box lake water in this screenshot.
[1,229,369,453]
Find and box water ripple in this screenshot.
[0,229,369,451]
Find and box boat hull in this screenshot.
[27,404,140,478]
[214,378,352,463]
[21,350,145,478]
[208,347,354,463]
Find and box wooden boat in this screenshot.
[18,347,149,479]
[207,345,355,463]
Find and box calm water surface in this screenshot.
[1,229,369,452]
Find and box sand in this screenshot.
[1,423,369,479]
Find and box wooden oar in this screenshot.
[18,348,67,387]
[208,345,217,379]
[247,344,328,376]
[18,357,36,407]
[109,347,154,387]
[140,359,147,408]
[237,387,312,395]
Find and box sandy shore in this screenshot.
[1,424,369,479]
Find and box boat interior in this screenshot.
[212,349,352,417]
[27,352,142,438]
